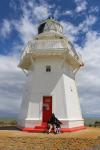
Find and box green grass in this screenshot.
[0,119,16,126]
[84,118,100,126]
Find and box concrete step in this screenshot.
[34,126,47,129]
[34,122,47,129]
[23,128,46,132]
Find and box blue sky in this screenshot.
[0,0,100,118]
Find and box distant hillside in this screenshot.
[83,113,100,118]
[0,110,18,119]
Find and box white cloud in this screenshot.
[63,10,73,16]
[0,55,25,116]
[61,21,79,42]
[89,6,99,14]
[53,8,61,19]
[0,55,18,72]
[76,31,100,116]
[33,5,50,21]
[75,0,87,13]
[11,2,37,44]
[0,19,12,38]
[0,0,52,44]
[10,0,52,44]
[61,14,97,42]
[13,17,37,44]
[78,15,97,32]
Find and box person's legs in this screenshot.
[53,124,57,133]
[55,127,61,134]
[57,127,61,133]
[48,124,53,133]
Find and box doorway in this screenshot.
[42,96,52,122]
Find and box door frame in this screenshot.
[42,96,52,122]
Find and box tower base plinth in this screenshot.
[17,124,86,133]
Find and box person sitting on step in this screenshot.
[47,113,57,134]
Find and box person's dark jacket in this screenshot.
[48,115,62,127]
[48,115,57,125]
[55,119,62,128]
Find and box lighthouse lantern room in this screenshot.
[17,17,85,132]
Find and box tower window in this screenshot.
[46,66,51,72]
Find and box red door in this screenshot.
[42,96,52,122]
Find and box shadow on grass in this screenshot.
[0,126,18,130]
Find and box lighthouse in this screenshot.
[17,17,85,132]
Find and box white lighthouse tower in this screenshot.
[17,17,85,132]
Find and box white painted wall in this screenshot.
[17,56,84,128]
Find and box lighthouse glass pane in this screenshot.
[43,22,63,33]
[44,23,55,31]
[38,22,46,34]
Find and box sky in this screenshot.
[0,0,100,118]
